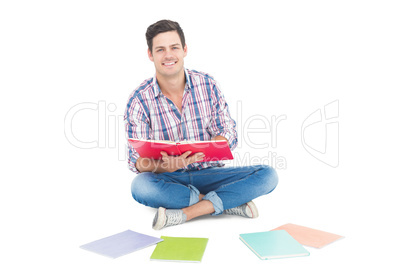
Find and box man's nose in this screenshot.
[164,48,175,58]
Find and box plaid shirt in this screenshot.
[124,68,238,173]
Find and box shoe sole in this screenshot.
[152,207,166,230]
[246,201,259,218]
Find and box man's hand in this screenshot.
[160,151,204,173]
[211,135,228,143]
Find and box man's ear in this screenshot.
[147,48,154,62]
[183,45,188,57]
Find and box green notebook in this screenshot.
[239,230,310,260]
[150,236,209,262]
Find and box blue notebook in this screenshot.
[80,230,163,259]
[239,230,310,260]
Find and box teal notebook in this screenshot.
[239,230,310,260]
[150,236,208,262]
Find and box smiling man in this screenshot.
[124,20,279,230]
[149,31,186,79]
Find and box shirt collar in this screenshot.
[152,68,191,98]
[184,68,191,91]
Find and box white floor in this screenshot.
[3,154,400,268]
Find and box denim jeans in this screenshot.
[131,165,278,215]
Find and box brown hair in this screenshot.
[146,20,186,53]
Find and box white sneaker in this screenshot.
[152,207,187,230]
[223,201,259,218]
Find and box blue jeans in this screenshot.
[131,165,278,215]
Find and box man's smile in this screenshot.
[162,61,177,67]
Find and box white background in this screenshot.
[1,0,401,267]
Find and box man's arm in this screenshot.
[208,83,238,149]
[125,98,152,173]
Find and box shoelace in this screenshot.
[165,210,185,227]
[224,205,246,216]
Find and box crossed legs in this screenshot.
[131,165,278,229]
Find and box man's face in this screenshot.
[148,31,187,79]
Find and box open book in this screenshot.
[128,138,233,162]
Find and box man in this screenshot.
[124,20,278,230]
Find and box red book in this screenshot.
[128,139,233,162]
